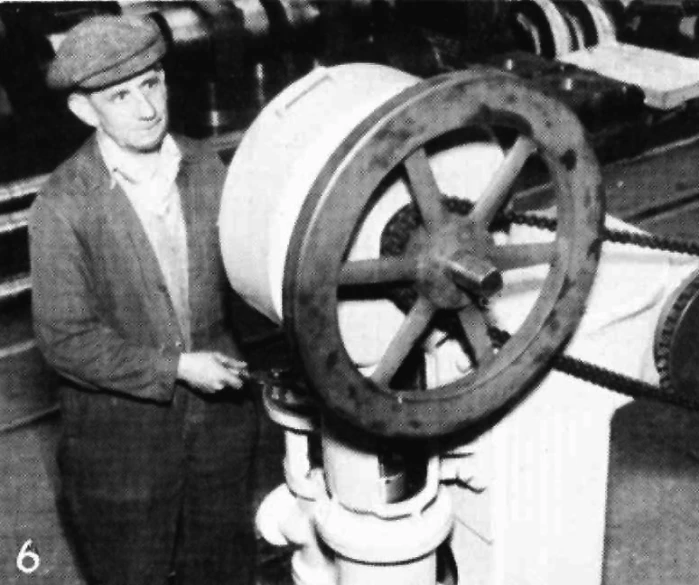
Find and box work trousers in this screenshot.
[57,383,259,585]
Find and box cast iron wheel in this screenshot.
[283,70,604,438]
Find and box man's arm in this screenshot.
[30,196,181,402]
[30,193,249,398]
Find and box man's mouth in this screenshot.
[140,120,163,132]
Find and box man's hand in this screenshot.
[177,352,248,393]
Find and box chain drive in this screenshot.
[488,326,699,411]
[501,206,699,409]
[383,197,699,411]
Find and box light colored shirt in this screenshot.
[97,132,190,344]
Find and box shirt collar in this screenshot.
[97,131,182,188]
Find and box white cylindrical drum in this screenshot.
[219,64,505,371]
[219,64,419,323]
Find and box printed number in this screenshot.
[16,539,40,574]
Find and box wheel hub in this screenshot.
[415,216,501,309]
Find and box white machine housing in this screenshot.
[219,63,697,584]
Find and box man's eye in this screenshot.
[144,77,161,90]
[111,92,128,102]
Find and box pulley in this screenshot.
[220,64,604,438]
[655,268,699,399]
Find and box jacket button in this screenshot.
[175,341,184,349]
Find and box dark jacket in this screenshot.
[30,135,258,585]
[30,133,241,408]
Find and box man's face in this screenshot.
[76,67,169,154]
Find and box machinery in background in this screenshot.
[4,0,699,182]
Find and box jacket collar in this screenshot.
[78,134,195,334]
[96,132,182,187]
[78,132,197,184]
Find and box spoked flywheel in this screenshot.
[283,70,604,438]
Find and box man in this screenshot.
[30,15,258,585]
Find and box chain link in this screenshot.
[444,195,699,256]
[503,208,699,257]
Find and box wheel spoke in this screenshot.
[471,136,537,226]
[339,257,419,286]
[490,241,556,270]
[370,297,436,386]
[458,303,493,366]
[403,148,446,233]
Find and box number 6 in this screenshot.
[16,539,40,574]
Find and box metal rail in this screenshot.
[0,210,28,235]
[0,175,49,206]
[0,274,30,300]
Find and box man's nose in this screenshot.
[134,90,157,119]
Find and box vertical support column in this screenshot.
[256,387,336,585]
[315,418,454,585]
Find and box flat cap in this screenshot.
[47,15,167,91]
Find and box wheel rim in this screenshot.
[284,71,604,438]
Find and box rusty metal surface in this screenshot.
[284,71,604,438]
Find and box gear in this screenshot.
[654,268,699,399]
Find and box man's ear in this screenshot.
[67,93,99,128]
